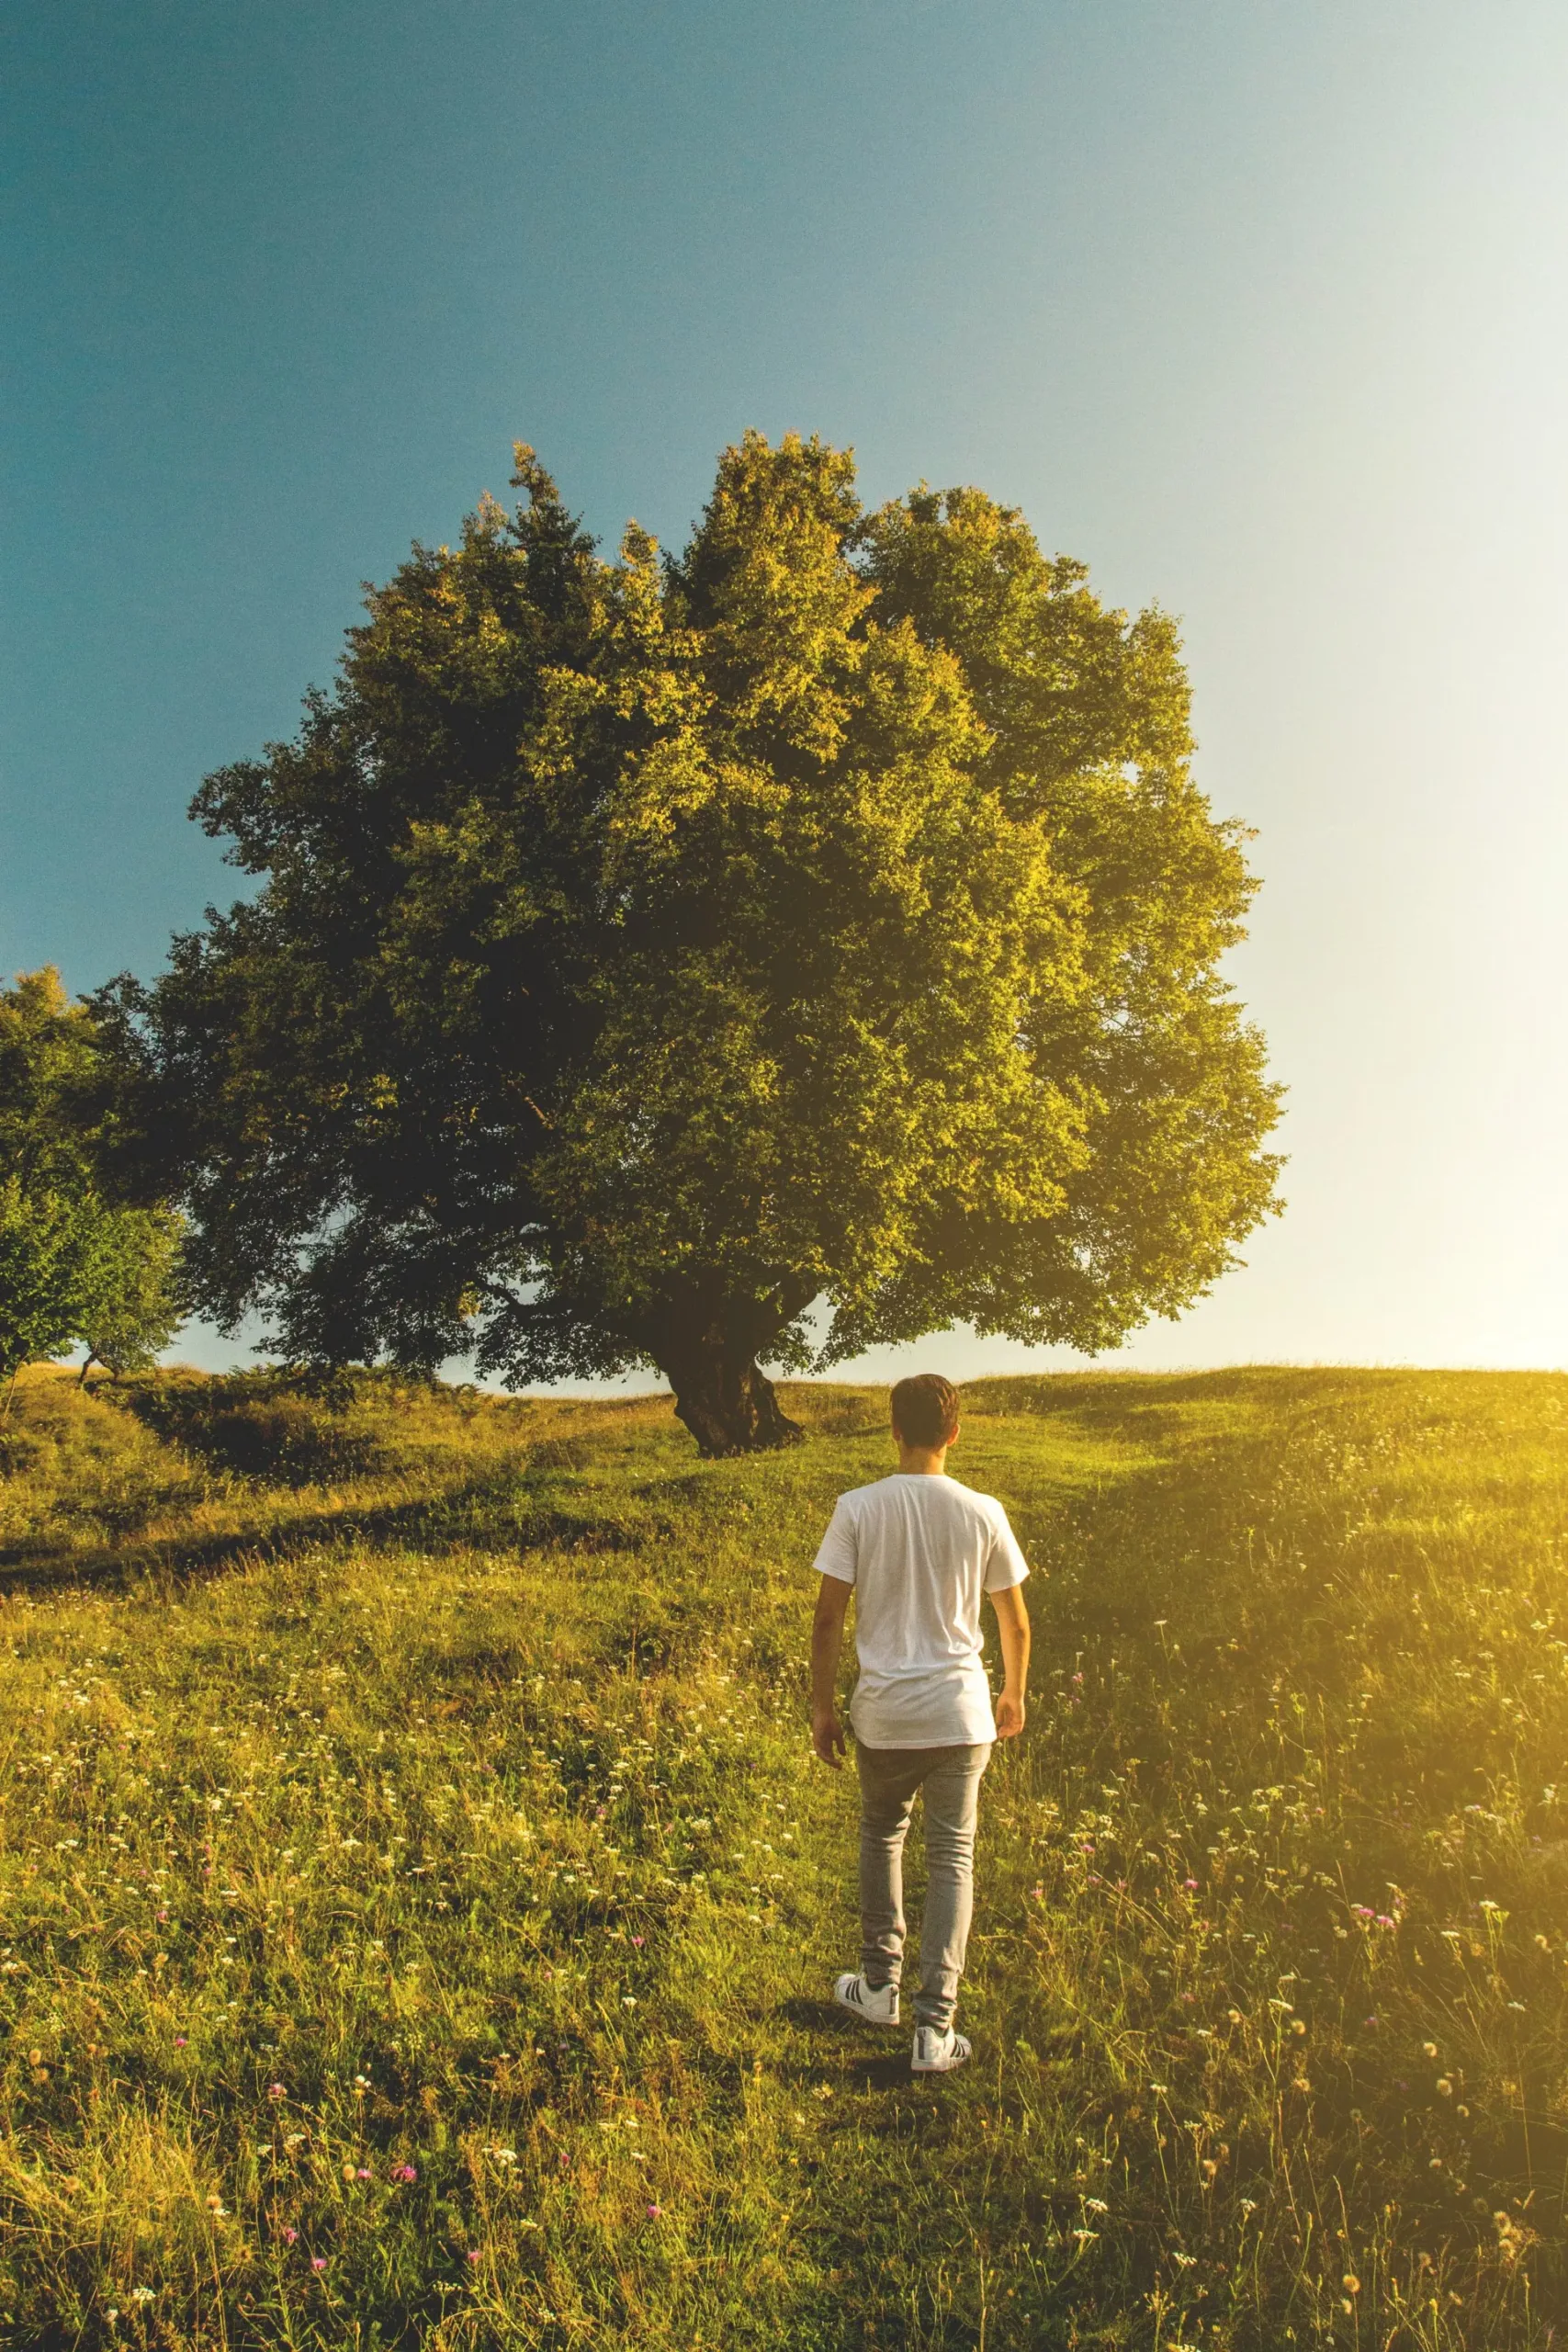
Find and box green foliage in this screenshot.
[0,1366,1563,2347]
[103,435,1282,1448]
[0,1175,92,1385]
[0,970,105,1385]
[0,971,185,1388]
[76,1204,186,1379]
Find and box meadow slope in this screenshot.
[0,1363,1565,2350]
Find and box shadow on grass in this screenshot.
[0,1475,663,1598]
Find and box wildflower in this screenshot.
[1343,2274,1360,2293]
[1172,2250,1196,2267]
[311,2256,327,2272]
[1183,1878,1198,1892]
[356,2165,372,2178]
[131,2288,155,2306]
[467,2249,481,2264]
[281,2225,299,2244]
[342,2162,357,2181]
[267,2083,287,2099]
[392,2163,417,2182]
[1436,2077,1453,2097]
[646,2203,662,2219]
[1423,2041,1438,2058]
[174,2035,187,2047]
[631,1934,644,1947]
[1085,2197,1109,2213]
[622,1996,637,2007]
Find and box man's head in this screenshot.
[890,1373,960,1453]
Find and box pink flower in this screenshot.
[391,2163,417,2182]
[631,1935,644,1948]
[355,2166,372,2179]
[174,2036,187,2047]
[467,2249,481,2264]
[310,2256,327,2272]
[646,2202,661,2219]
[155,1908,168,1921]
[281,2225,299,2245]
[267,2084,286,2099]
[1183,1878,1199,1891]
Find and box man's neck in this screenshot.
[897,1445,949,1476]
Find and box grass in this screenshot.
[0,1360,1565,2349]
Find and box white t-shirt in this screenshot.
[813,1473,1030,1748]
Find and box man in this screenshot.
[809,1372,1031,2074]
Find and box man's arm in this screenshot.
[988,1581,1031,1739]
[810,1574,853,1767]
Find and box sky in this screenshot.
[4,0,1565,1385]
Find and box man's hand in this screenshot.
[988,1583,1032,1742]
[812,1708,847,1768]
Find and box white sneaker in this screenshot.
[833,1971,899,2025]
[911,2025,972,2074]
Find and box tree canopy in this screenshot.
[101,433,1282,1453]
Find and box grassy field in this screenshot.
[0,1361,1565,2350]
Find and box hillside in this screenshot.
[0,1363,1564,2349]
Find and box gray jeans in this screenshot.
[857,1740,991,2030]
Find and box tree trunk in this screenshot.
[654,1314,806,1457]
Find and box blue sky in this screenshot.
[5,0,1566,1378]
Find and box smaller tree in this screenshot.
[0,1178,92,1405]
[0,970,185,1405]
[76,1205,186,1381]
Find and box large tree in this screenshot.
[100,434,1282,1453]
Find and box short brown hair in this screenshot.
[890,1374,960,1450]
